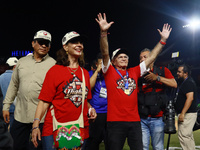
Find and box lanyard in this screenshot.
[174,77,188,102]
[115,68,129,89]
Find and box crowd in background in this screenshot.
[0,12,199,150]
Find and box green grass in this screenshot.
[99,130,200,150]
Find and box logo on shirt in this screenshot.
[116,76,136,96]
[63,76,88,107]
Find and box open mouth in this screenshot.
[75,48,82,53]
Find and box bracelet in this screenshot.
[31,127,39,132]
[33,118,40,122]
[101,32,110,37]
[88,107,94,115]
[159,40,166,45]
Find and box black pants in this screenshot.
[10,119,43,150]
[86,113,108,150]
[107,121,143,150]
[0,121,13,150]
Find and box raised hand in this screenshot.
[96,59,102,73]
[95,13,114,32]
[157,23,172,42]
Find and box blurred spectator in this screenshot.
[138,48,177,150]
[0,86,13,149]
[90,59,97,71]
[175,64,197,150]
[0,57,18,128]
[86,53,108,150]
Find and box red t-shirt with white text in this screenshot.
[38,65,92,138]
[104,65,141,122]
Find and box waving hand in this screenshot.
[95,13,114,32]
[157,23,172,42]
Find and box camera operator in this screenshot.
[175,64,197,150]
[138,48,177,150]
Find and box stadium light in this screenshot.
[182,18,200,29]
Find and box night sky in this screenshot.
[1,0,200,73]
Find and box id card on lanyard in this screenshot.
[98,75,107,98]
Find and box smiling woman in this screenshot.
[56,31,86,67]
[31,31,97,150]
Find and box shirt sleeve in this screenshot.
[85,71,92,100]
[88,70,93,78]
[38,68,57,103]
[139,61,147,77]
[182,80,195,94]
[102,59,111,74]
[164,67,175,79]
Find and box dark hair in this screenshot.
[96,53,103,59]
[56,48,85,67]
[91,59,97,70]
[179,64,191,76]
[5,64,14,70]
[95,53,103,62]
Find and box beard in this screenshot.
[177,77,184,86]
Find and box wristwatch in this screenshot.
[157,75,161,81]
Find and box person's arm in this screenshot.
[178,92,194,122]
[157,77,177,88]
[144,72,177,88]
[90,62,102,90]
[145,24,172,69]
[32,100,51,148]
[90,71,98,90]
[96,13,114,67]
[3,64,19,123]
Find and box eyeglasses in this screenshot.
[117,55,129,59]
[37,40,50,47]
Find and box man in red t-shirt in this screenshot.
[138,48,177,150]
[95,13,172,150]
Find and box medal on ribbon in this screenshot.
[115,68,130,95]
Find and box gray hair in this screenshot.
[140,48,151,54]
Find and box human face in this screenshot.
[32,40,50,57]
[177,66,187,79]
[64,41,84,58]
[112,53,129,70]
[96,58,102,73]
[140,51,150,63]
[97,59,102,66]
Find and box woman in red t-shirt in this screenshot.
[31,31,97,150]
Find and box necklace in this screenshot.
[67,66,79,77]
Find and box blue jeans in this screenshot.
[42,135,56,150]
[141,117,164,150]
